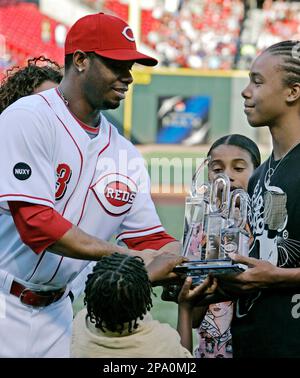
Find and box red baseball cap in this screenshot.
[65,12,158,66]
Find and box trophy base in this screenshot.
[173,260,244,285]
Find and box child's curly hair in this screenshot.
[84,253,153,334]
[0,56,63,113]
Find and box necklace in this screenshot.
[57,86,69,106]
[56,86,101,131]
[266,155,282,186]
[266,142,300,186]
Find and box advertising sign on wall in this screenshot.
[157,95,211,145]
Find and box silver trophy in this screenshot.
[220,188,249,257]
[175,168,245,283]
[205,173,230,260]
[182,157,210,261]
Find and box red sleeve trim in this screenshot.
[0,193,54,205]
[116,225,162,240]
[122,231,177,251]
[8,201,72,254]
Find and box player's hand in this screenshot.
[216,252,281,293]
[177,276,218,309]
[146,253,187,284]
[128,248,164,266]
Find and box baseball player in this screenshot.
[0,13,181,358]
[0,56,95,305]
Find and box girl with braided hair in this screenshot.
[71,252,216,358]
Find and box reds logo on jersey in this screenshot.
[91,173,137,216]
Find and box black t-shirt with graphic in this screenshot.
[231,144,300,358]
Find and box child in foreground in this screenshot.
[71,252,216,358]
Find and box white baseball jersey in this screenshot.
[0,88,164,289]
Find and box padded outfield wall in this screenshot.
[104,67,262,145]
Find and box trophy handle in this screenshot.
[182,198,207,258]
[182,222,197,257]
[209,173,230,215]
[229,189,248,229]
[182,157,211,259]
[190,157,210,198]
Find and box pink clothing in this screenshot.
[194,302,233,358]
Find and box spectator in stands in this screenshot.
[238,0,300,69]
[104,0,243,69]
[41,19,51,43]
[55,24,67,48]
[145,0,243,69]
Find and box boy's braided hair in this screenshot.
[84,252,153,333]
[265,40,300,87]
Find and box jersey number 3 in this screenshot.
[56,163,72,200]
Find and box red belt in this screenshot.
[10,281,66,308]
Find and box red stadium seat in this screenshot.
[0,2,66,72]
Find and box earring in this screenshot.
[78,68,83,73]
